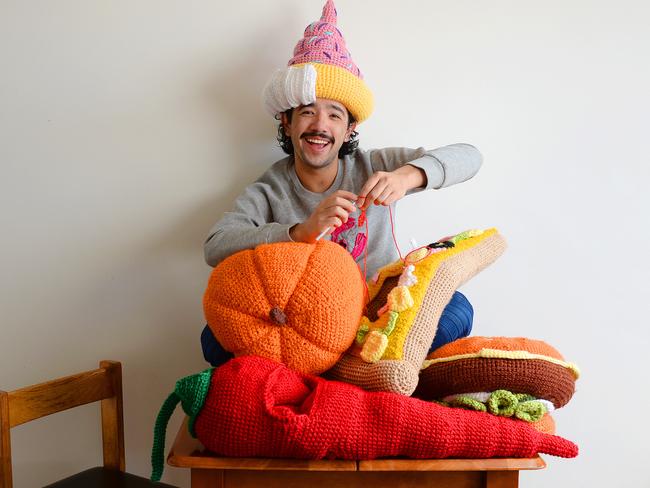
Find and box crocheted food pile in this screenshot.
[152,227,580,482]
[203,240,364,375]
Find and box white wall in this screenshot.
[1,1,648,486]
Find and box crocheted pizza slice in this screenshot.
[327,228,507,396]
[415,336,580,408]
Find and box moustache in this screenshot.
[300,132,334,144]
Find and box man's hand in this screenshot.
[290,190,358,243]
[357,164,427,210]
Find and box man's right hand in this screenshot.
[290,190,358,243]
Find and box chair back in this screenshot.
[0,360,125,488]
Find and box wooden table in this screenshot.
[167,420,546,488]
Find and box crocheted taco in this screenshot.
[415,336,580,409]
[327,228,507,395]
[203,240,365,375]
[151,356,578,481]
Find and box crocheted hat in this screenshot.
[262,0,374,123]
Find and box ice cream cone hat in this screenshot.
[263,0,374,123]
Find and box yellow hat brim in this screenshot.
[294,63,374,123]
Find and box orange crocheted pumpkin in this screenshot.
[203,240,365,374]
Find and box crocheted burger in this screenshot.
[415,336,580,409]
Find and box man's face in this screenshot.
[282,98,357,170]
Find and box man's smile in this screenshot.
[302,133,334,152]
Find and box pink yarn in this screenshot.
[288,0,363,79]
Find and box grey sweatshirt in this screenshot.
[204,144,482,277]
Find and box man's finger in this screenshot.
[323,198,355,213]
[375,187,393,206]
[365,181,389,208]
[334,190,358,201]
[357,174,380,200]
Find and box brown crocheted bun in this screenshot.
[415,337,580,408]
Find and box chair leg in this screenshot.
[100,361,125,471]
[1,391,13,488]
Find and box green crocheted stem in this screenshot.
[487,390,518,417]
[175,368,214,437]
[151,392,180,482]
[452,396,487,412]
[515,400,547,422]
[150,368,214,482]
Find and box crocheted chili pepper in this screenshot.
[151,356,578,481]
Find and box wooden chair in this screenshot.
[0,360,176,487]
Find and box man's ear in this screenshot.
[345,122,358,141]
[280,112,290,134]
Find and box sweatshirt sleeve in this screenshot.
[204,182,294,268]
[368,143,483,191]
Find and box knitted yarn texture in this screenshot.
[442,390,549,422]
[416,337,579,408]
[192,356,578,461]
[262,0,374,122]
[203,240,364,375]
[151,368,213,481]
[327,228,507,396]
[531,413,557,435]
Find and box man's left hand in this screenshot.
[357,164,427,210]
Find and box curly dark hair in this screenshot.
[276,108,359,158]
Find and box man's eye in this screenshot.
[330,113,341,119]
[301,110,314,116]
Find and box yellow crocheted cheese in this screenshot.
[421,348,581,379]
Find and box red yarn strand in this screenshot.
[362,211,369,303]
[388,204,404,261]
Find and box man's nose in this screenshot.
[308,112,329,132]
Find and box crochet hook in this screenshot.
[316,201,357,241]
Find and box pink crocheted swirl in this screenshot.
[288,0,363,79]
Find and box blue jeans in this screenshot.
[201,291,473,367]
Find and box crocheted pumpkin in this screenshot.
[203,240,365,375]
[328,228,507,395]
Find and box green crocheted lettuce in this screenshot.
[445,390,547,422]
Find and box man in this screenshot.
[201,0,478,365]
